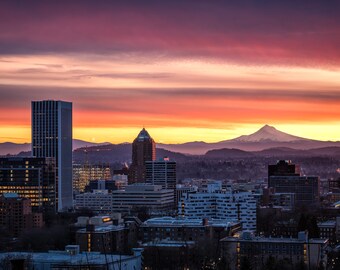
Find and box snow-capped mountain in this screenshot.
[231,124,304,142]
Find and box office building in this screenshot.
[268,160,320,207]
[139,216,241,243]
[75,190,114,214]
[175,184,198,206]
[111,184,174,213]
[268,176,320,207]
[179,190,257,231]
[220,231,328,270]
[261,188,296,210]
[32,100,73,211]
[128,128,156,184]
[268,160,301,179]
[145,157,176,190]
[318,220,337,244]
[73,163,111,193]
[0,157,56,212]
[0,193,44,237]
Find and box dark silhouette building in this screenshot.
[0,193,44,237]
[268,160,301,179]
[268,160,319,207]
[128,128,156,184]
[0,157,56,212]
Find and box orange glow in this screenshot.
[0,54,339,143]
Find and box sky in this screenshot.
[0,0,340,144]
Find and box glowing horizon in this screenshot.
[0,1,339,144]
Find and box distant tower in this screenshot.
[31,100,73,212]
[128,128,156,184]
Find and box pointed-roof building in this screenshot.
[128,128,156,184]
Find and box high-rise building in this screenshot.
[128,128,156,184]
[145,157,176,190]
[32,100,73,211]
[268,160,301,179]
[0,157,56,211]
[268,175,320,207]
[268,160,319,207]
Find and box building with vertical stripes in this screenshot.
[32,100,73,211]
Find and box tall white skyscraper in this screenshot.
[31,100,73,211]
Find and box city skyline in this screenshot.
[1,1,340,144]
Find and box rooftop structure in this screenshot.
[0,248,143,270]
[220,231,328,270]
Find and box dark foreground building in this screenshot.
[0,157,56,212]
[128,128,156,184]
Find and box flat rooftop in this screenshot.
[142,216,239,228]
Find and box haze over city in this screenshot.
[1,1,340,144]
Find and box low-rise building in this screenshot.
[111,184,174,213]
[0,193,44,237]
[75,189,113,214]
[0,247,143,270]
[139,216,241,243]
[74,215,141,254]
[220,231,328,270]
[179,191,257,231]
[141,240,196,270]
[318,220,337,244]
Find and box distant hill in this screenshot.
[158,125,340,154]
[1,125,339,156]
[73,143,189,164]
[0,139,110,156]
[0,142,31,156]
[204,146,340,159]
[205,148,253,159]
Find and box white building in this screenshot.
[179,190,257,231]
[111,184,174,213]
[75,190,113,214]
[175,184,198,205]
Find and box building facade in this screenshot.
[0,157,56,211]
[268,160,301,179]
[73,163,111,193]
[145,157,177,190]
[128,128,156,184]
[268,176,320,207]
[179,191,257,231]
[139,216,241,243]
[111,184,174,213]
[220,231,328,270]
[75,190,114,214]
[32,100,73,211]
[0,193,44,237]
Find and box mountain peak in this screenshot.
[260,124,275,130]
[232,125,304,142]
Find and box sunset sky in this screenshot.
[0,1,340,144]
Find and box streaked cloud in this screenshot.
[0,1,339,143]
